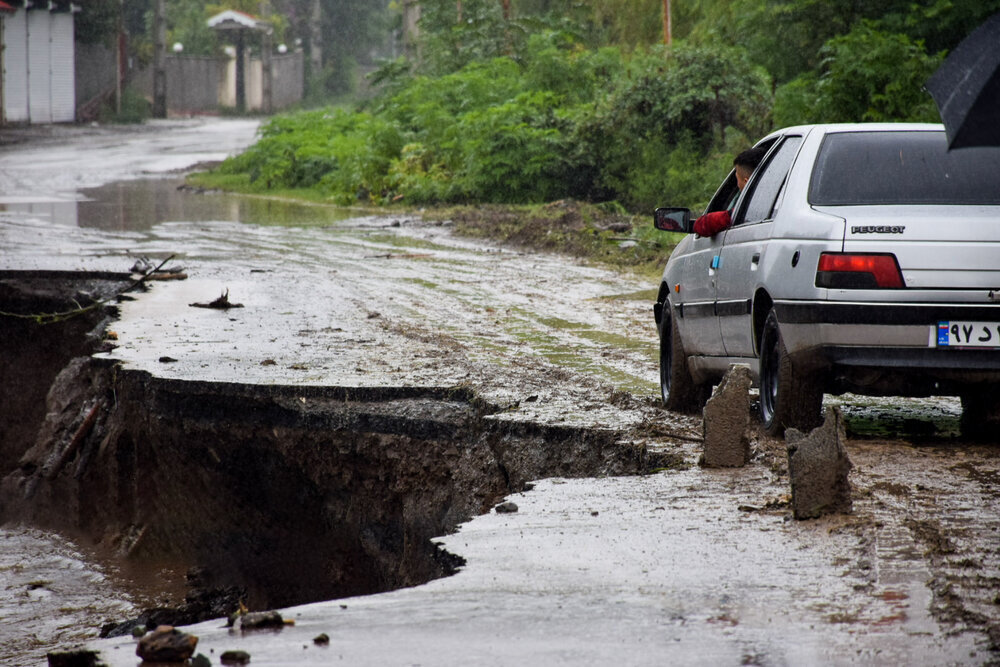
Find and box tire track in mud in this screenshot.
[847,440,1000,652]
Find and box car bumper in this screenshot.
[774,300,1000,385]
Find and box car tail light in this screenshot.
[815,253,905,289]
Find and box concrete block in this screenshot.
[702,364,752,467]
[786,407,853,519]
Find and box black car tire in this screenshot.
[960,389,1000,440]
[759,309,823,436]
[660,308,710,413]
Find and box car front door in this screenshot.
[672,173,742,357]
[717,136,803,357]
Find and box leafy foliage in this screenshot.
[209,0,997,213]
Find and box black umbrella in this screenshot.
[926,11,1000,149]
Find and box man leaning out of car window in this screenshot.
[693,145,769,237]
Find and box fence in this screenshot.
[132,50,303,115]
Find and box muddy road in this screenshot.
[0,119,998,665]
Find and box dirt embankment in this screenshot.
[0,274,673,619]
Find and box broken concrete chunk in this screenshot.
[237,610,285,630]
[136,625,198,662]
[220,649,252,665]
[46,648,102,667]
[786,406,853,519]
[495,501,519,513]
[701,364,752,467]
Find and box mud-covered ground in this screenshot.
[1,119,998,665]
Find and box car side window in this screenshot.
[702,138,779,215]
[704,172,738,214]
[736,136,802,225]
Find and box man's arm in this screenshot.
[693,210,732,237]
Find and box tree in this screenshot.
[773,22,943,125]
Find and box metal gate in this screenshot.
[49,12,74,122]
[2,8,75,124]
[2,9,28,122]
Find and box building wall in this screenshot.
[75,42,118,109]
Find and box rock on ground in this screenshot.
[136,626,198,663]
[786,407,853,519]
[701,364,752,467]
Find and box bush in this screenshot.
[215,41,766,212]
[98,88,150,124]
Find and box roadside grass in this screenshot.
[187,172,682,280]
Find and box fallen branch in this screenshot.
[190,288,244,309]
[45,402,102,480]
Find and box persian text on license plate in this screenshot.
[937,321,1000,348]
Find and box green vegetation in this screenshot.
[183,0,999,265]
[97,88,151,125]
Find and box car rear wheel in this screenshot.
[960,389,1000,440]
[759,309,823,436]
[660,308,709,413]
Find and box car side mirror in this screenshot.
[653,207,693,233]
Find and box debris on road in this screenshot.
[786,407,853,519]
[46,647,103,667]
[190,289,243,310]
[136,626,198,663]
[701,364,752,467]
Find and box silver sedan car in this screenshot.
[652,123,1000,436]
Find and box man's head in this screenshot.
[733,145,769,190]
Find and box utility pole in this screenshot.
[260,0,273,114]
[309,0,322,77]
[662,0,672,46]
[152,0,167,117]
[115,0,124,114]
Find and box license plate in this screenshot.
[937,321,1000,348]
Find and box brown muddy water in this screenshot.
[2,178,999,665]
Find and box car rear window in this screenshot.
[809,131,1000,205]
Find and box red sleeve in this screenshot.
[693,210,732,237]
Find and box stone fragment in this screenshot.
[191,655,212,667]
[136,625,198,663]
[786,407,853,519]
[701,364,752,467]
[237,610,285,630]
[220,649,252,665]
[313,632,330,645]
[495,501,518,513]
[46,648,102,667]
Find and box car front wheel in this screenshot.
[660,308,710,413]
[758,309,823,436]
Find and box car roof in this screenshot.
[758,122,946,144]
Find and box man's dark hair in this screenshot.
[734,145,770,170]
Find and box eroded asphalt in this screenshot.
[1,119,998,665]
